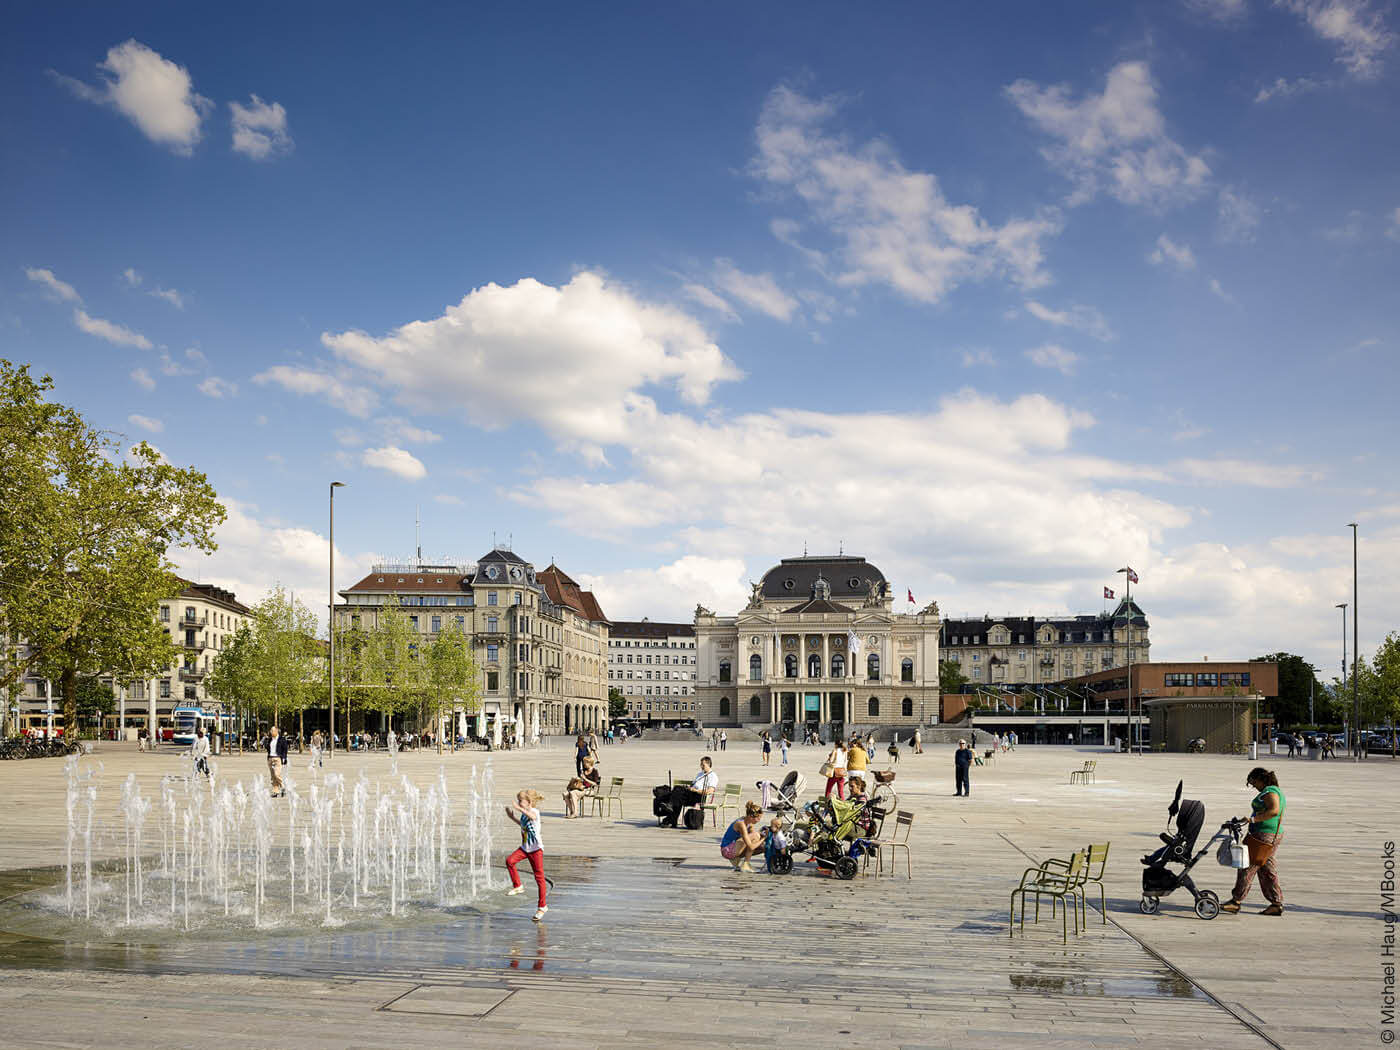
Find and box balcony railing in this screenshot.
[183,635,207,651]
[181,614,208,627]
[178,669,205,682]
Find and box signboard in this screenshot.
[804,694,820,712]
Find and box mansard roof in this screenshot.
[758,555,887,600]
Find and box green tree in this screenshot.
[72,676,114,734]
[0,361,225,734]
[352,602,418,731]
[205,624,258,751]
[424,625,480,753]
[938,659,968,695]
[247,587,319,740]
[1252,652,1327,728]
[608,687,627,720]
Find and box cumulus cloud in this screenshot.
[1254,75,1323,102]
[377,417,442,445]
[1005,62,1210,208]
[711,260,799,321]
[127,413,163,433]
[362,445,427,480]
[318,272,740,449]
[252,365,378,418]
[1024,343,1081,375]
[752,85,1061,303]
[230,94,293,159]
[197,376,237,398]
[578,556,750,623]
[53,40,210,155]
[172,498,375,635]
[682,283,739,321]
[1276,0,1394,79]
[25,267,81,303]
[1024,300,1114,340]
[73,308,152,349]
[130,367,155,391]
[150,286,185,308]
[1148,234,1197,270]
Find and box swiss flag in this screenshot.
[1104,587,1115,599]
[907,589,915,604]
[1127,568,1139,584]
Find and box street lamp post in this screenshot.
[1116,566,1138,754]
[329,481,345,758]
[1336,602,1347,749]
[1349,523,1359,761]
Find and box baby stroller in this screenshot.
[789,795,885,880]
[756,770,807,813]
[1140,780,1247,920]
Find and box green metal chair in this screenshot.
[1010,850,1089,943]
[590,777,624,819]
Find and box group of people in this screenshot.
[1283,732,1335,759]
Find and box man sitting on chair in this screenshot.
[662,756,718,827]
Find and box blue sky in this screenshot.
[3,0,1397,675]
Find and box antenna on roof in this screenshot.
[492,530,497,550]
[803,540,808,556]
[416,505,421,565]
[839,539,843,555]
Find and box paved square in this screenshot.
[0,739,1383,1049]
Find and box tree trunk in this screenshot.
[60,667,78,739]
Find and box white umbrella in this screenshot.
[530,707,540,743]
[490,712,502,749]
[514,709,525,743]
[475,711,486,739]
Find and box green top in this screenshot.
[1250,785,1285,834]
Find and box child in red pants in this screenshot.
[505,789,548,920]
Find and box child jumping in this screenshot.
[504,789,549,921]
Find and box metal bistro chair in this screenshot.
[871,809,915,878]
[710,783,742,828]
[1010,849,1089,944]
[591,777,625,819]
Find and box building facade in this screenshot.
[337,548,609,738]
[940,599,1149,687]
[695,554,941,737]
[607,619,697,723]
[5,579,251,735]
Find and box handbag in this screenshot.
[1245,832,1278,866]
[1216,834,1247,868]
[819,761,834,777]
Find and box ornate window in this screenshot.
[901,697,913,717]
[867,696,879,717]
[901,657,914,683]
[785,654,798,678]
[749,654,762,682]
[719,660,731,683]
[807,654,822,678]
[831,653,845,677]
[719,697,730,717]
[749,696,761,717]
[867,653,880,680]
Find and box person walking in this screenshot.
[846,736,869,786]
[574,734,592,777]
[267,725,289,797]
[913,728,923,754]
[719,730,727,752]
[504,789,549,921]
[954,738,973,797]
[761,732,772,766]
[310,729,324,768]
[779,736,790,765]
[192,727,211,778]
[823,739,848,799]
[1220,768,1286,915]
[1285,734,1296,759]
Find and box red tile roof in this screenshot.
[538,564,608,624]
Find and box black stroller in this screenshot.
[1140,780,1247,920]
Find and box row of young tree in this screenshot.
[205,589,481,753]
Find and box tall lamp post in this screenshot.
[1349,523,1359,761]
[1116,566,1138,754]
[329,481,345,757]
[1336,602,1347,748]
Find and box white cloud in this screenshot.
[682,283,738,321]
[960,348,998,367]
[150,286,185,309]
[578,556,750,623]
[252,365,378,418]
[127,413,163,433]
[319,271,740,448]
[230,94,293,160]
[1024,300,1114,340]
[1254,75,1323,102]
[433,493,464,506]
[122,268,143,287]
[197,376,237,398]
[1217,187,1262,242]
[172,497,375,635]
[1209,277,1235,303]
[1185,0,1249,20]
[1005,61,1211,208]
[73,308,152,349]
[1024,343,1081,375]
[1276,0,1394,79]
[1148,233,1197,270]
[25,267,81,303]
[53,40,210,155]
[752,85,1061,303]
[130,367,155,391]
[711,260,799,321]
[1174,457,1324,486]
[377,417,442,445]
[362,445,427,481]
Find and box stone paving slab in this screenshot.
[0,740,1388,1048]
